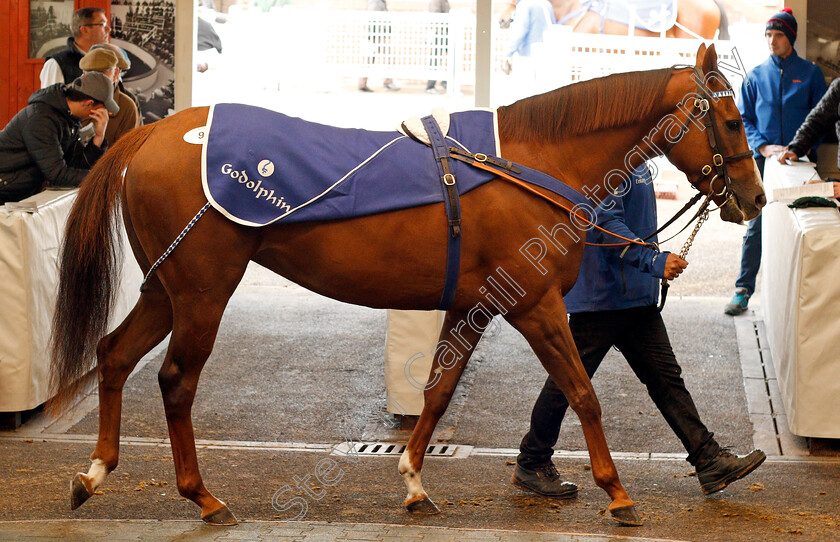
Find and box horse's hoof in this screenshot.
[406,496,440,514]
[202,504,238,526]
[610,504,644,526]
[70,473,92,510]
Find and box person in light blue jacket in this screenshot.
[511,165,766,499]
[502,0,556,74]
[725,8,826,315]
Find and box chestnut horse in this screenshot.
[51,44,763,527]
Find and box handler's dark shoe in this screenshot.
[697,448,766,495]
[512,462,578,498]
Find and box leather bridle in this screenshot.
[662,65,754,201]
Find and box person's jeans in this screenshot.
[517,306,720,469]
[734,156,765,296]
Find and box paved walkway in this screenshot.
[0,520,684,541]
[2,295,838,541]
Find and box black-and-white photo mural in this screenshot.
[110,0,176,123]
[29,0,74,59]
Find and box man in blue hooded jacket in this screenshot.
[512,165,766,498]
[724,8,825,315]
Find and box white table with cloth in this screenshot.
[760,154,840,438]
[0,190,142,413]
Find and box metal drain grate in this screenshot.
[335,442,459,457]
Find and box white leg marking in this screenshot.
[399,450,425,501]
[84,458,109,490]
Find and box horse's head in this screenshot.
[663,44,765,223]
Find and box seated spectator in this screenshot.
[0,72,118,204]
[90,43,144,118]
[80,48,140,143]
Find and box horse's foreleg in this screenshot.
[507,292,642,526]
[71,284,173,510]
[158,299,236,525]
[399,309,483,514]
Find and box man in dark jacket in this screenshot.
[39,7,110,88]
[0,72,118,204]
[780,78,840,174]
[511,166,766,499]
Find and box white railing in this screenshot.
[219,7,765,99]
[322,11,463,88]
[531,27,767,100]
[221,7,508,94]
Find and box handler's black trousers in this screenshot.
[518,306,721,469]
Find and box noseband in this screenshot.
[663,66,754,200]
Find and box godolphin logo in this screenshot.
[258,159,275,177]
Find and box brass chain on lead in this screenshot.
[658,207,710,312]
[677,208,710,260]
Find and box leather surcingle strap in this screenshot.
[421,115,462,311]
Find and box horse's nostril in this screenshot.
[756,193,767,208]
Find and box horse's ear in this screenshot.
[695,43,707,67]
[702,43,718,74]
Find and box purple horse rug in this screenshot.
[201,105,500,227]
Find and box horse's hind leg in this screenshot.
[71,280,173,509]
[150,222,254,525]
[506,291,642,526]
[399,310,483,514]
[157,290,239,525]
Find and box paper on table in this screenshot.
[770,182,835,201]
[776,163,821,186]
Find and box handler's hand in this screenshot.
[89,107,109,148]
[664,253,688,281]
[89,107,109,137]
[778,149,799,164]
[758,144,786,158]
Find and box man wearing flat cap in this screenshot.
[0,72,117,204]
[80,47,140,143]
[724,7,826,316]
[90,43,144,123]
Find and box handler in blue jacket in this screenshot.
[724,8,826,315]
[511,165,766,498]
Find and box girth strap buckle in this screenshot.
[421,114,462,310]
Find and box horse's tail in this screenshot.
[713,0,730,40]
[48,123,157,415]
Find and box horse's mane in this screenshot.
[498,67,675,143]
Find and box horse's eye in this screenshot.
[725,120,741,131]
